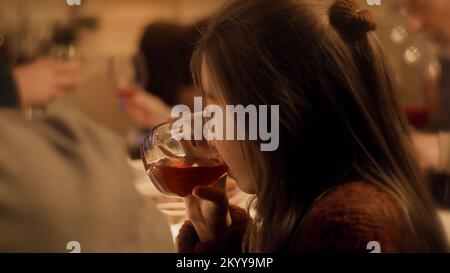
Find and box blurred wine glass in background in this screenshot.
[109,56,137,96]
[369,1,441,129]
[108,54,149,159]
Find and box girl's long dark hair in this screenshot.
[191,0,449,252]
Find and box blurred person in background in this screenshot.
[0,108,174,252]
[405,0,450,204]
[0,33,174,253]
[139,21,206,108]
[0,43,81,108]
[120,21,206,130]
[406,0,450,126]
[176,0,448,253]
[406,0,450,51]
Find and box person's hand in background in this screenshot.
[120,88,171,129]
[412,132,441,171]
[12,58,82,108]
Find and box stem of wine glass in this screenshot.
[157,201,187,243]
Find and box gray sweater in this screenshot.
[0,108,173,252]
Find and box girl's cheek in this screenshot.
[215,142,233,172]
[216,141,256,194]
[215,141,238,176]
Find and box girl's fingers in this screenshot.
[191,176,227,203]
[184,195,201,213]
[184,195,204,222]
[184,195,196,207]
[216,175,227,191]
[192,185,228,209]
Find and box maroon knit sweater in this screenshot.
[177,181,417,253]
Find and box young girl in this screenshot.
[176,0,449,252]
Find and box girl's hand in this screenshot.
[184,176,232,242]
[412,132,440,171]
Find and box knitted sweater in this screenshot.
[177,181,418,253]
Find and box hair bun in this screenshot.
[329,0,377,38]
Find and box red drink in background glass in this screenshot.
[404,106,430,129]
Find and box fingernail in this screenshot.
[192,187,200,198]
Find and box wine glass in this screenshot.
[108,54,147,97]
[376,1,440,129]
[134,182,188,242]
[108,55,147,159]
[109,56,137,94]
[141,112,228,197]
[141,113,228,242]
